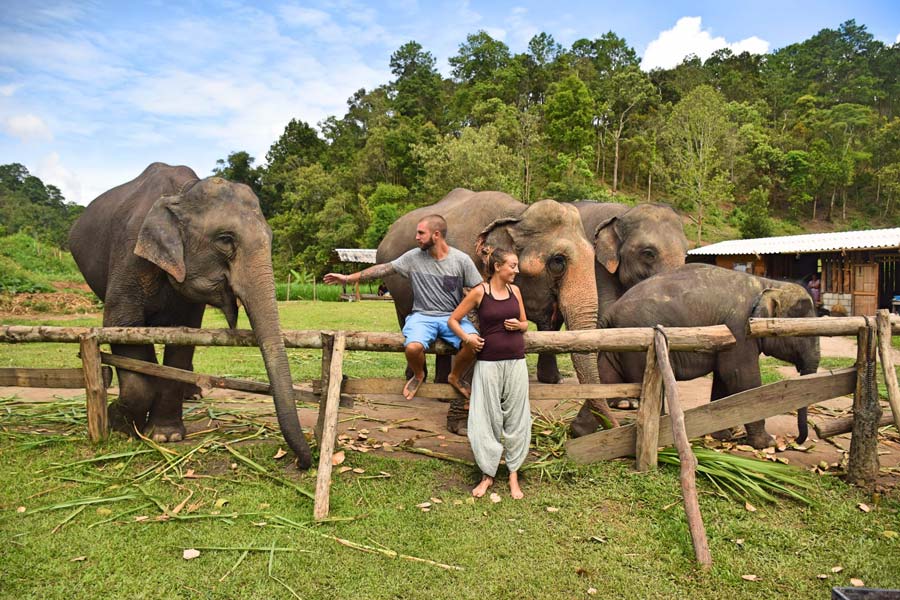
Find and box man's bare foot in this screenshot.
[447,373,471,400]
[402,376,423,400]
[472,475,494,498]
[509,471,524,500]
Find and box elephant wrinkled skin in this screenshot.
[570,264,820,447]
[68,162,312,468]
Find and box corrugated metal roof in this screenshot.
[687,228,900,256]
[334,248,378,263]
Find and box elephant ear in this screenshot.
[752,288,781,318]
[134,194,186,283]
[475,216,521,270]
[593,216,621,274]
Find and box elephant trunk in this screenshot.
[558,245,601,386]
[233,255,313,469]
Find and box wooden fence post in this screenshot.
[847,320,882,486]
[875,309,900,433]
[654,327,711,569]
[79,333,108,443]
[314,332,346,521]
[315,333,335,445]
[635,342,663,471]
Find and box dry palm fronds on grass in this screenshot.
[658,446,815,506]
[523,409,581,481]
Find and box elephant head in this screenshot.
[750,284,821,443]
[593,203,689,291]
[134,177,312,468]
[477,199,601,386]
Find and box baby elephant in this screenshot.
[570,264,820,448]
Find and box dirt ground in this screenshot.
[2,334,899,490]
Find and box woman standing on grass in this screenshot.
[448,247,531,499]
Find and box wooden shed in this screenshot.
[687,228,900,316]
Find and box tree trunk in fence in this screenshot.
[654,327,712,569]
[79,334,108,443]
[847,322,882,486]
[314,332,346,521]
[635,344,663,472]
[875,309,900,433]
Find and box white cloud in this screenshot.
[2,113,53,142]
[0,83,20,97]
[896,32,900,44]
[35,152,82,203]
[641,16,770,71]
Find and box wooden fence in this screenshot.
[3,313,899,561]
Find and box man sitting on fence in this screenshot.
[324,215,483,400]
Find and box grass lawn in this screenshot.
[1,302,899,599]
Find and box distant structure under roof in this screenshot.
[688,228,900,256]
[334,248,377,264]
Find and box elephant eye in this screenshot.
[640,247,657,261]
[546,254,567,276]
[215,232,236,256]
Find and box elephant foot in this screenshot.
[446,398,468,435]
[745,431,775,450]
[711,427,738,442]
[107,400,146,437]
[569,413,599,438]
[144,418,186,443]
[183,383,204,400]
[607,398,639,410]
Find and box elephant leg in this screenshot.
[570,352,621,437]
[536,316,563,384]
[108,343,159,436]
[709,372,737,441]
[434,354,452,384]
[145,304,205,442]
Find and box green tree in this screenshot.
[212,151,262,194]
[545,74,594,157]
[413,124,522,200]
[660,85,734,243]
[389,41,444,123]
[738,187,774,238]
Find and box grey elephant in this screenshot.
[534,201,689,384]
[570,264,820,448]
[68,163,312,468]
[376,188,611,432]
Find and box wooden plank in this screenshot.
[0,324,736,354]
[315,333,335,445]
[314,332,346,521]
[876,309,900,433]
[80,334,108,443]
[654,328,711,568]
[813,409,894,439]
[0,367,111,388]
[749,315,900,338]
[635,345,663,472]
[99,352,346,406]
[566,368,857,463]
[313,377,641,401]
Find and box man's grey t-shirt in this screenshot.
[391,247,482,316]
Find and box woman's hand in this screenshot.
[504,318,526,332]
[465,333,485,352]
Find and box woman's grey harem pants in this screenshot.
[467,358,531,477]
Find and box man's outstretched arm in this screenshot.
[323,263,396,285]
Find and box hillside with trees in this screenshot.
[4,20,899,283]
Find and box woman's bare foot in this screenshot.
[472,475,494,498]
[509,471,524,499]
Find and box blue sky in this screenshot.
[1,1,898,206]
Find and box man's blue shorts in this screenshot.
[402,312,477,350]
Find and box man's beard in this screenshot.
[418,238,434,252]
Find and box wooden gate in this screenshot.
[852,263,878,316]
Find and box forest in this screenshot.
[3,20,899,280]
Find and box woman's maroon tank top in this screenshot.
[477,283,525,361]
